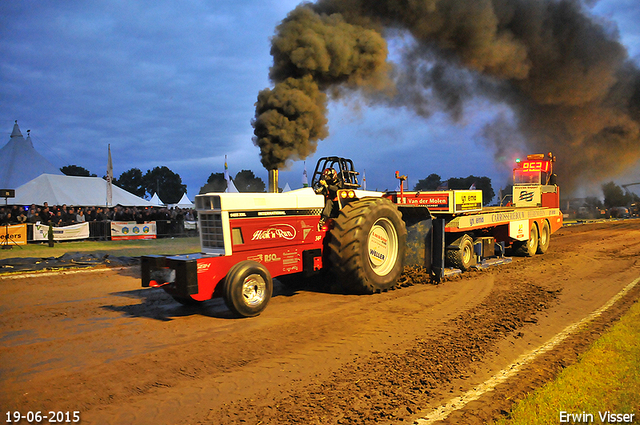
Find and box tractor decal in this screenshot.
[229,209,323,218]
[251,224,297,241]
[518,191,535,202]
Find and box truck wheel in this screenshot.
[328,198,407,294]
[514,223,538,257]
[446,234,475,271]
[537,221,550,254]
[171,296,204,306]
[223,261,272,317]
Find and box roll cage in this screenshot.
[311,156,361,189]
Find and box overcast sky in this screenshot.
[2,0,639,201]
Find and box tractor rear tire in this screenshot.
[514,223,539,257]
[328,198,407,294]
[223,261,272,317]
[446,234,475,271]
[536,220,550,254]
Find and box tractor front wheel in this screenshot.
[223,261,272,317]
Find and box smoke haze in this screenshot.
[253,0,640,191]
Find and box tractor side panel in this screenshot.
[227,214,326,277]
[147,213,328,302]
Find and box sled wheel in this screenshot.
[223,261,272,317]
[446,234,475,271]
[328,198,406,294]
[536,220,551,254]
[514,223,539,257]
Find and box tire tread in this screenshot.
[328,198,406,294]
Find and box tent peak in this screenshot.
[1,123,62,189]
[25,130,34,147]
[11,120,23,138]
[149,192,165,206]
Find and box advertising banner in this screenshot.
[33,222,90,241]
[0,224,27,246]
[453,190,483,212]
[402,192,451,211]
[110,221,156,240]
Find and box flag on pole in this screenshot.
[106,144,113,206]
[302,161,309,187]
[224,155,238,193]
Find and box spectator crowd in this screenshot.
[0,203,197,227]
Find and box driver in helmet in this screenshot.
[315,167,343,229]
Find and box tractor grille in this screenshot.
[199,212,224,250]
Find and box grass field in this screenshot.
[0,237,201,260]
[491,300,640,424]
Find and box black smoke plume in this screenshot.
[253,0,640,191]
[252,5,389,170]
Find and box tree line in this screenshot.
[61,164,496,204]
[62,164,638,209]
[60,164,187,203]
[199,170,266,193]
[413,173,495,205]
[600,181,639,209]
[58,163,530,207]
[60,165,264,204]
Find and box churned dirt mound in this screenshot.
[210,273,558,424]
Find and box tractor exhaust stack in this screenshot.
[268,169,279,193]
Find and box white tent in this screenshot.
[226,178,238,193]
[0,121,62,189]
[149,193,164,206]
[176,193,194,208]
[12,174,154,207]
[170,193,194,209]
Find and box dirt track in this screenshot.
[1,220,640,424]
